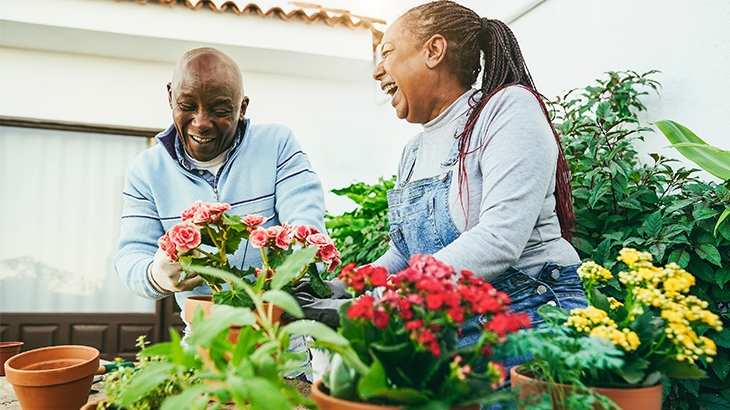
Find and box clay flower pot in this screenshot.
[4,345,100,410]
[510,366,663,410]
[311,380,480,410]
[0,341,24,376]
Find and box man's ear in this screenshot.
[424,34,448,69]
[167,82,173,109]
[240,96,250,120]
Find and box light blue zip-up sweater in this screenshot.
[114,119,326,312]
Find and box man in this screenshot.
[114,48,326,378]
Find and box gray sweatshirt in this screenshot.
[374,86,580,280]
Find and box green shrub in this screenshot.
[325,176,395,274]
[551,70,730,409]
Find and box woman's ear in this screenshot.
[424,34,448,69]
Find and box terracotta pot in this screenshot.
[310,380,480,410]
[0,341,24,376]
[4,345,100,410]
[510,366,663,410]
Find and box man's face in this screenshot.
[167,54,247,161]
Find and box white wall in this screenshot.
[0,45,419,215]
[510,0,730,178]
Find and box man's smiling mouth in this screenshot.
[190,135,214,144]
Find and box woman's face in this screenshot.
[373,19,434,124]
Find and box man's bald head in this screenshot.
[171,47,244,104]
[167,47,249,161]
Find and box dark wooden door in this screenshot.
[0,297,184,361]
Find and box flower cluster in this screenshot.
[341,254,528,366]
[157,200,340,301]
[326,255,528,407]
[566,306,640,351]
[569,247,723,385]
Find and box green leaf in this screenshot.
[326,352,360,401]
[654,120,730,180]
[657,359,706,379]
[358,356,430,404]
[667,248,691,268]
[713,328,730,348]
[262,290,302,318]
[285,320,349,346]
[695,393,730,410]
[712,348,730,380]
[187,305,256,347]
[118,361,177,407]
[696,244,722,266]
[716,268,730,288]
[159,385,210,410]
[269,246,318,291]
[716,208,730,236]
[240,376,293,410]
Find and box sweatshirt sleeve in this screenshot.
[434,87,558,281]
[273,128,327,234]
[114,156,170,300]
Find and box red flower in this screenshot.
[373,308,390,329]
[425,293,444,310]
[486,312,530,337]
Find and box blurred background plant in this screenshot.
[325,176,395,275]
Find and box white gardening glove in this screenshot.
[147,248,203,293]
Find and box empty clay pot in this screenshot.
[0,341,24,376]
[4,345,100,410]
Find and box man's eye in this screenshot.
[214,110,231,116]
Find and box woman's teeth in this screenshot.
[383,84,397,95]
[191,135,213,144]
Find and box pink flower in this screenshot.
[168,223,201,253]
[192,206,212,224]
[158,232,178,261]
[206,202,231,214]
[306,233,331,247]
[242,214,266,228]
[274,227,291,250]
[318,243,339,263]
[180,200,205,222]
[293,225,312,241]
[249,227,269,248]
[266,225,284,238]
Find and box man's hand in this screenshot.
[283,279,351,329]
[148,248,203,293]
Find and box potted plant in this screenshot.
[85,246,350,409]
[309,255,531,410]
[158,200,341,322]
[507,247,724,410]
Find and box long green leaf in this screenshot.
[270,246,318,291]
[261,290,302,318]
[654,119,730,180]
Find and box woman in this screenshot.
[370,0,587,344]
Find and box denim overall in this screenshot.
[386,129,587,383]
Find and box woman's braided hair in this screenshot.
[401,0,576,240]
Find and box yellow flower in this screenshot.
[608,297,624,310]
[578,261,613,283]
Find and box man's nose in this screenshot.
[191,111,213,131]
[373,60,385,81]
